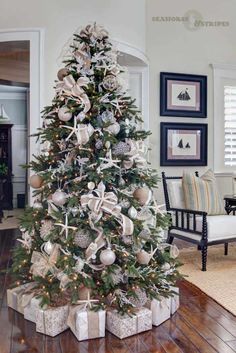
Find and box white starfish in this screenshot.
[76,291,99,309]
[62,117,78,142]
[99,149,121,170]
[55,214,77,239]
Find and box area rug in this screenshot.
[179,245,236,315]
[0,209,24,230]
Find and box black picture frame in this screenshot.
[160,72,207,118]
[160,122,208,166]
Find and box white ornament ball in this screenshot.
[100,248,116,265]
[137,250,151,265]
[58,106,72,122]
[106,122,120,135]
[52,190,67,206]
[87,182,95,190]
[128,206,138,219]
[139,228,151,240]
[133,187,152,206]
[105,141,111,149]
[29,174,43,189]
[43,240,54,255]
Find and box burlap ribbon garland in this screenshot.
[30,244,60,278]
[81,182,133,236]
[67,306,100,340]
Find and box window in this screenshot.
[224,86,236,166]
[212,64,236,173]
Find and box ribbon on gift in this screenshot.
[30,244,61,278]
[8,282,37,313]
[67,305,101,340]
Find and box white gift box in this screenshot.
[67,306,106,341]
[106,307,152,339]
[7,283,36,314]
[146,297,171,326]
[36,305,69,337]
[24,297,42,323]
[170,286,180,315]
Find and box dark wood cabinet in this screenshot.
[0,124,13,211]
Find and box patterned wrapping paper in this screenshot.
[24,297,42,323]
[146,297,171,326]
[170,287,180,315]
[106,307,152,339]
[7,283,36,314]
[35,305,69,337]
[67,306,106,341]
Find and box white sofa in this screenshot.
[162,173,236,271]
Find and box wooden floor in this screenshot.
[1,231,236,353]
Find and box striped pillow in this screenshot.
[182,170,225,215]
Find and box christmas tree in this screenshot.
[12,23,181,315]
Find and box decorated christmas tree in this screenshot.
[11,23,181,320]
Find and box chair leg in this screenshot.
[201,245,207,271]
[167,233,174,244]
[224,243,228,256]
[197,245,201,251]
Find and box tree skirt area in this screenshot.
[0,209,23,230]
[179,244,236,316]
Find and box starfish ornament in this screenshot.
[55,214,77,239]
[99,149,121,170]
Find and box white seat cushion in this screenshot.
[170,215,236,242]
[167,180,185,209]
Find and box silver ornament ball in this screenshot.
[100,248,116,265]
[58,106,72,122]
[52,190,68,206]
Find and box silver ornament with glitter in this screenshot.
[101,110,115,123]
[103,75,118,91]
[95,139,103,149]
[74,230,92,248]
[129,288,148,308]
[139,228,151,240]
[40,220,54,240]
[112,142,131,155]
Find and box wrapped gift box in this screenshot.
[146,297,171,326]
[24,296,42,323]
[106,307,152,339]
[170,286,180,315]
[67,306,106,341]
[7,283,36,314]
[36,305,69,337]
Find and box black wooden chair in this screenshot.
[162,172,236,271]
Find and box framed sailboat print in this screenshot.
[160,122,208,166]
[160,72,207,117]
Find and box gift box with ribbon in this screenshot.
[7,282,36,314]
[67,306,106,341]
[35,305,69,337]
[146,297,171,326]
[24,296,42,323]
[170,286,180,315]
[106,307,152,339]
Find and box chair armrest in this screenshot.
[168,207,207,235]
[169,207,207,216]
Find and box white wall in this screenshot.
[146,0,236,201]
[0,0,146,105]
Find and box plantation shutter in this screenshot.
[224,86,236,166]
